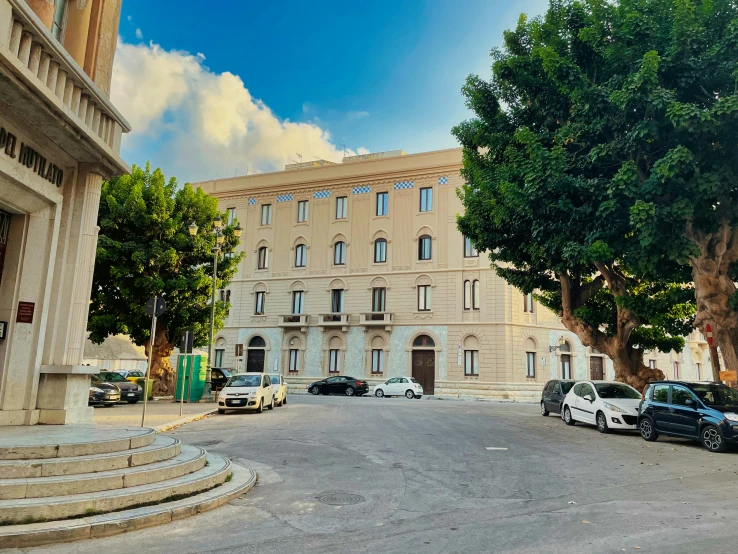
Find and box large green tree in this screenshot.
[89,163,243,395]
[454,0,696,388]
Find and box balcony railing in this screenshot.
[360,312,394,331]
[1,0,130,172]
[318,313,350,331]
[278,314,310,332]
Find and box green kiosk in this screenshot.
[175,354,208,402]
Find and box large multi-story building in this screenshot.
[198,149,710,399]
[0,0,129,425]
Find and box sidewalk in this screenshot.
[92,400,217,431]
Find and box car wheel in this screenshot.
[639,418,659,442]
[375,388,384,398]
[596,411,610,434]
[267,398,275,410]
[541,402,549,417]
[218,409,225,414]
[701,424,726,453]
[105,403,115,408]
[127,399,139,404]
[283,396,287,405]
[405,389,414,399]
[563,406,576,426]
[345,387,355,396]
[256,399,263,414]
[311,387,320,395]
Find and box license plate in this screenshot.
[127,393,135,396]
[232,399,244,404]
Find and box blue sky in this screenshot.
[114,0,549,182]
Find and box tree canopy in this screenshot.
[89,163,243,394]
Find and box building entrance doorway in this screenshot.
[411,335,436,395]
[590,356,604,380]
[246,336,266,372]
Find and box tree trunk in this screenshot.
[145,324,175,396]
[689,222,738,370]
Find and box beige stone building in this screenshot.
[0,0,129,424]
[197,148,710,399]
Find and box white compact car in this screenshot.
[270,374,288,406]
[562,380,642,433]
[373,377,423,399]
[218,373,274,414]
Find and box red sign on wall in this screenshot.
[16,301,34,324]
[705,323,714,346]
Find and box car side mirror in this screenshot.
[583,394,593,402]
[685,398,694,406]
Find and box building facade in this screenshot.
[197,149,710,399]
[0,0,129,425]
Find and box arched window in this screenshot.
[413,335,435,348]
[464,280,472,310]
[418,235,432,260]
[560,341,572,379]
[257,246,268,269]
[374,238,387,263]
[473,280,480,310]
[463,335,480,376]
[328,336,342,373]
[295,244,307,267]
[249,336,266,348]
[524,338,536,378]
[371,336,385,374]
[334,241,346,265]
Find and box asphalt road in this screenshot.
[23,395,738,554]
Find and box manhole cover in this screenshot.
[316,493,366,506]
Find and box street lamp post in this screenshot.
[189,217,241,399]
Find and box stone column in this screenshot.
[63,0,92,69]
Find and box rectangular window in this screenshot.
[292,291,304,314]
[295,244,307,267]
[418,236,432,260]
[226,207,236,225]
[374,239,387,263]
[371,349,384,374]
[464,236,478,257]
[289,349,299,372]
[214,348,224,368]
[524,293,534,313]
[464,350,479,376]
[331,289,344,313]
[418,285,431,311]
[376,192,389,216]
[420,187,433,212]
[255,291,265,315]
[297,200,309,222]
[52,0,68,40]
[473,280,480,310]
[526,352,536,378]
[257,247,268,269]
[673,361,680,379]
[261,204,272,225]
[336,196,347,219]
[649,359,656,369]
[329,349,340,373]
[372,287,386,313]
[464,280,472,310]
[334,241,346,265]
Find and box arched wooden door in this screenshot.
[246,336,266,373]
[411,335,436,395]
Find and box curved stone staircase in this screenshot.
[0,425,256,548]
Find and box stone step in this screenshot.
[0,453,232,525]
[0,444,205,500]
[0,462,257,549]
[0,426,156,460]
[0,435,181,479]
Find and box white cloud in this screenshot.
[111,40,367,182]
[135,28,142,39]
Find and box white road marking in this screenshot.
[485,447,508,451]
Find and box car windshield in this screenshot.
[595,383,641,399]
[104,373,126,382]
[691,384,738,407]
[91,375,103,384]
[270,376,280,385]
[561,382,575,394]
[226,375,261,387]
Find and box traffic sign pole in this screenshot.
[142,297,166,427]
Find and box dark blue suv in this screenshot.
[639,381,738,453]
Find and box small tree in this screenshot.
[89,163,243,395]
[453,1,695,388]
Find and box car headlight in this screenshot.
[724,412,738,422]
[90,387,105,393]
[137,385,143,392]
[602,402,627,414]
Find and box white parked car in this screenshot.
[373,377,423,399]
[562,380,642,433]
[270,374,288,406]
[218,373,274,414]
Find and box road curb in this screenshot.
[153,408,217,433]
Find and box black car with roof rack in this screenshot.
[639,380,738,453]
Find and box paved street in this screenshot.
[24,396,738,554]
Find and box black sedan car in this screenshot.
[639,380,738,453]
[541,379,576,416]
[99,371,143,403]
[89,374,120,407]
[308,376,369,396]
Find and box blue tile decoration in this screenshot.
[313,190,331,199]
[352,185,371,194]
[438,176,448,185]
[277,194,293,202]
[394,180,414,189]
[248,197,256,205]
